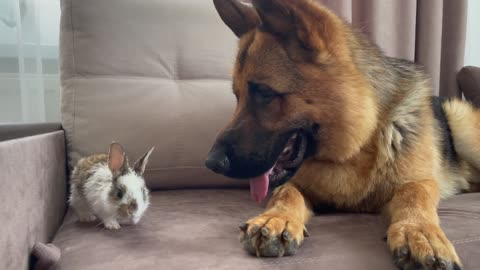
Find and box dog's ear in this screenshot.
[252,0,338,63]
[252,0,293,36]
[213,0,260,38]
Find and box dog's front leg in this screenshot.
[240,182,312,257]
[386,179,462,270]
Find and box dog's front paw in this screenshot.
[103,219,121,230]
[388,222,462,270]
[239,214,307,257]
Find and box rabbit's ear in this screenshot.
[108,142,127,177]
[133,147,155,176]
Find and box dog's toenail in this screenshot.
[251,225,260,234]
[303,227,310,237]
[282,231,292,241]
[426,256,436,266]
[437,259,447,269]
[453,262,462,270]
[239,223,248,232]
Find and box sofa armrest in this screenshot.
[0,130,67,270]
[0,123,63,142]
[457,66,480,106]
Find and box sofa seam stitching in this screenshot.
[69,0,77,170]
[145,166,207,171]
[66,74,231,82]
[452,236,480,245]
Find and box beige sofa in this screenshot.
[1,0,480,269]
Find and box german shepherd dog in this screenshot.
[206,0,478,269]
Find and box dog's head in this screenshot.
[206,0,378,202]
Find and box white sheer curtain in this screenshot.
[0,0,61,123]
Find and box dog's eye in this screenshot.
[299,42,313,52]
[248,82,278,104]
[116,190,124,199]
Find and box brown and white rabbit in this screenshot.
[69,142,154,230]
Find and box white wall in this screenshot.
[464,0,480,66]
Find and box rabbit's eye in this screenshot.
[116,190,124,199]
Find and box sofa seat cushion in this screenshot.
[52,190,480,270]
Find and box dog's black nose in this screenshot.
[205,150,230,175]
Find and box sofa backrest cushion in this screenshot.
[60,0,246,189]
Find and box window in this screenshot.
[0,0,61,123]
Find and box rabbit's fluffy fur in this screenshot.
[69,143,154,230]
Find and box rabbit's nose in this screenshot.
[129,202,138,211]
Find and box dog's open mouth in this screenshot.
[250,132,308,203]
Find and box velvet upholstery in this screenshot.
[52,190,480,270]
[458,66,480,107]
[0,131,67,270]
[0,123,62,142]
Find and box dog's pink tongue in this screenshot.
[250,167,273,204]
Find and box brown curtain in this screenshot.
[319,0,468,97]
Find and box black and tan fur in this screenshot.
[207,0,479,269]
